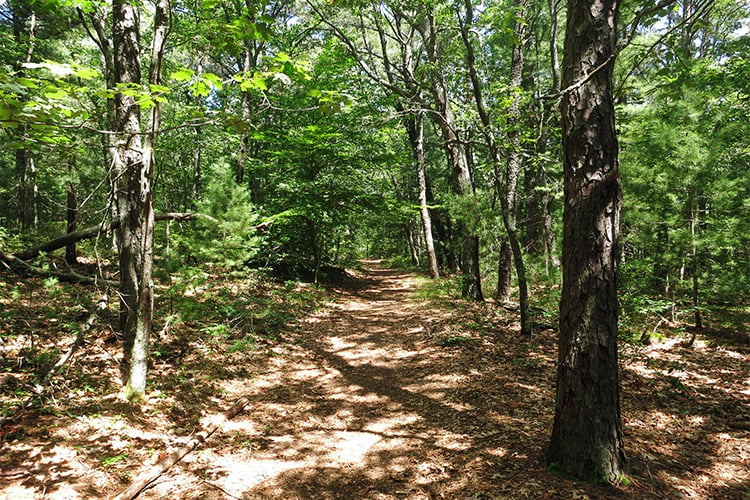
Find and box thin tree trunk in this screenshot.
[192,59,204,205]
[14,10,38,231]
[546,0,626,482]
[413,112,440,278]
[502,0,531,335]
[548,0,561,93]
[406,223,421,266]
[16,150,37,230]
[496,239,512,301]
[690,202,703,329]
[457,0,527,315]
[418,9,482,300]
[524,0,560,269]
[80,4,118,249]
[192,125,202,205]
[65,160,78,265]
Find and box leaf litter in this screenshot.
[1,260,748,499]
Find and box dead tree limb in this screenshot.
[0,254,119,286]
[3,212,216,263]
[113,396,249,500]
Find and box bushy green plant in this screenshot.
[172,162,265,268]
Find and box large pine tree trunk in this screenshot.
[546,0,626,483]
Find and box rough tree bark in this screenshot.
[546,0,627,483]
[112,0,152,402]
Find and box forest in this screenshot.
[0,0,748,497]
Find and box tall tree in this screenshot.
[457,0,529,325]
[414,6,483,300]
[408,111,440,278]
[112,0,170,402]
[10,2,38,230]
[500,0,531,334]
[546,0,626,483]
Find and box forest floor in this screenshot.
[0,259,749,499]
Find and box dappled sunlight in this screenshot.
[2,262,747,499]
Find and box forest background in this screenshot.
[0,0,749,496]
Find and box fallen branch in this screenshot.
[4,212,216,263]
[113,396,249,500]
[0,253,119,286]
[0,294,107,429]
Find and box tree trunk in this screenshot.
[546,0,626,483]
[418,9,482,301]
[690,202,703,329]
[112,0,153,403]
[458,0,526,313]
[65,160,78,265]
[16,149,38,230]
[120,0,169,403]
[414,114,440,279]
[14,10,38,231]
[192,124,202,205]
[192,60,204,206]
[80,4,118,250]
[496,239,512,302]
[405,222,421,266]
[406,112,440,278]
[501,0,531,335]
[430,202,456,272]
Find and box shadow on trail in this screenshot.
[234,262,560,499]
[233,263,749,499]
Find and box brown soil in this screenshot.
[1,260,748,499]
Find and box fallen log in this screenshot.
[0,254,118,286]
[113,396,249,500]
[3,212,216,263]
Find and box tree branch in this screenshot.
[113,397,249,500]
[3,212,217,263]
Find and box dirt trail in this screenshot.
[139,261,750,500]
[150,260,494,499]
[3,260,747,499]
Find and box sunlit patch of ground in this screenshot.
[1,262,748,499]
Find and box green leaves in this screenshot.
[22,61,101,80]
[170,68,222,97]
[310,89,353,113]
